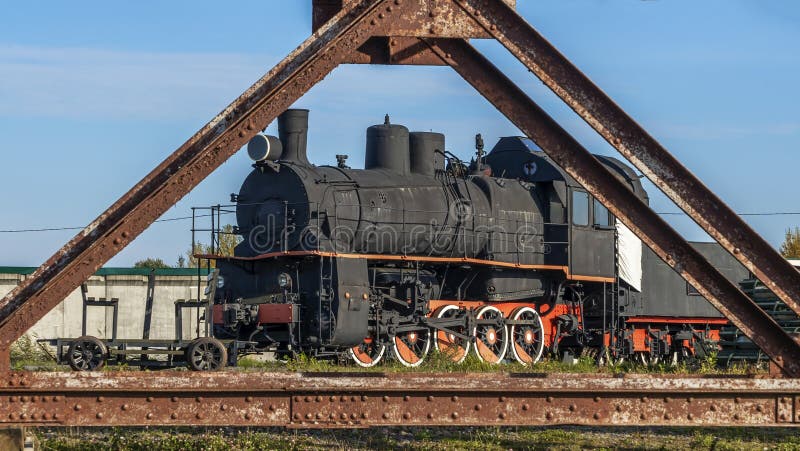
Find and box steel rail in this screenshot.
[0,371,798,427]
[0,0,402,367]
[454,0,800,317]
[426,38,800,377]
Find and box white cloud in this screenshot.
[0,44,477,124]
[0,44,273,120]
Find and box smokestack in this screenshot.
[278,109,310,165]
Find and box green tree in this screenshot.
[780,227,800,258]
[133,258,170,270]
[187,224,240,268]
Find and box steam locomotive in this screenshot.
[204,108,747,368]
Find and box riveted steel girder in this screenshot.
[454,0,800,319]
[0,371,799,427]
[425,38,800,377]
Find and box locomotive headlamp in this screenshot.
[216,275,225,289]
[278,273,292,289]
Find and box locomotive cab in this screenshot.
[483,137,648,281]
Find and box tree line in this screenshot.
[133,224,240,270]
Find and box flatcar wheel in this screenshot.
[392,328,431,367]
[186,337,228,371]
[509,307,545,365]
[473,306,508,364]
[67,336,108,371]
[349,337,386,368]
[433,305,471,363]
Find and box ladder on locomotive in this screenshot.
[319,253,335,343]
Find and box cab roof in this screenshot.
[486,136,650,204]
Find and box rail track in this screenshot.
[0,371,798,428]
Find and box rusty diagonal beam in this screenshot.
[456,0,800,316]
[425,38,800,377]
[0,0,411,367]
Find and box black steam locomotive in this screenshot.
[201,108,747,369]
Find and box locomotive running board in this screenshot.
[196,250,615,283]
[1,0,799,378]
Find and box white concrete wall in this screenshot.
[1,270,207,343]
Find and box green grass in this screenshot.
[9,333,59,370]
[234,349,764,376]
[33,426,800,450]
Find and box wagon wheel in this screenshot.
[509,307,545,365]
[433,305,472,363]
[186,337,228,371]
[392,328,431,367]
[67,336,108,371]
[348,336,386,367]
[473,305,508,364]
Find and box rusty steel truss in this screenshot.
[0,371,799,427]
[2,0,799,375]
[0,0,798,428]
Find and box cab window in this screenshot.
[593,198,611,227]
[571,191,589,226]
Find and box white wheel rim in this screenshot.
[433,305,471,364]
[348,342,386,368]
[392,329,431,367]
[473,305,508,364]
[510,307,545,365]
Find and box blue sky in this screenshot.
[0,1,798,267]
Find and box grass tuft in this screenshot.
[232,349,766,376]
[10,333,57,370]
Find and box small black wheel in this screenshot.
[67,336,108,371]
[186,338,228,371]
